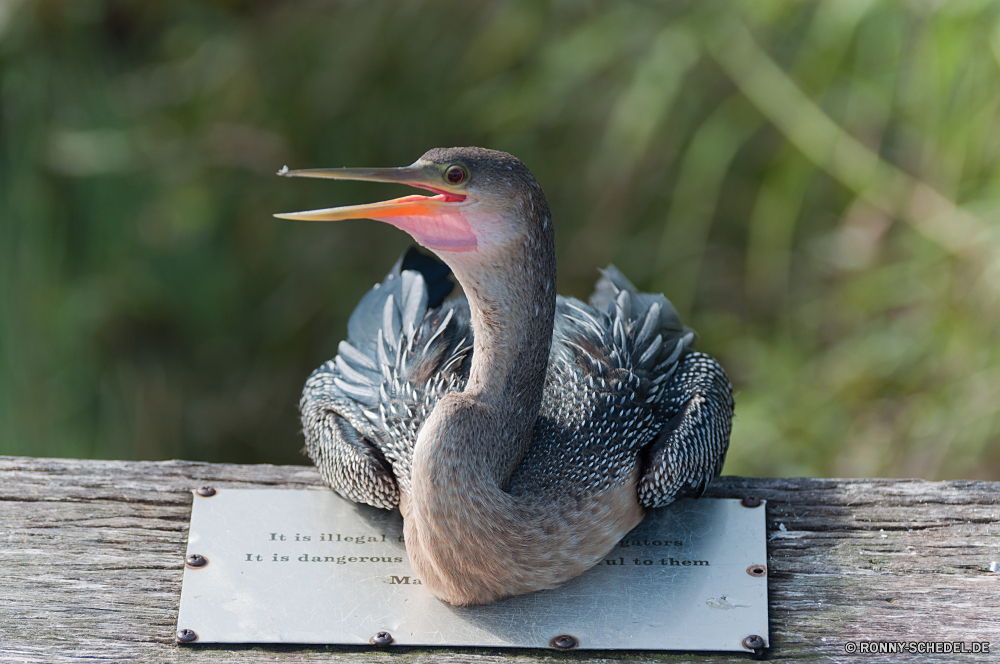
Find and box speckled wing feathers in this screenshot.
[509,291,684,497]
[300,251,470,508]
[582,265,734,507]
[637,351,733,506]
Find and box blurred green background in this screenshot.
[2,0,1000,480]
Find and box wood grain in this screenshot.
[1,456,997,663]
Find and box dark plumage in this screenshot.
[282,147,734,605]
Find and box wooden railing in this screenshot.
[2,456,997,662]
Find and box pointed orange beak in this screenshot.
[274,162,477,252]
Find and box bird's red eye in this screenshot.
[445,165,466,184]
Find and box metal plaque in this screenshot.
[177,489,768,652]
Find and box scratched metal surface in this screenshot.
[177,489,767,652]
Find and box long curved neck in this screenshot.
[404,211,558,603]
[446,227,556,482]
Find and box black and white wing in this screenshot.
[636,349,732,506]
[591,266,733,507]
[509,265,733,507]
[299,248,471,509]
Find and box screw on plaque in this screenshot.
[747,564,767,577]
[743,634,765,658]
[196,486,217,497]
[369,631,393,646]
[176,628,198,643]
[741,495,762,508]
[185,554,208,569]
[549,634,579,650]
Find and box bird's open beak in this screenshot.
[274,161,477,252]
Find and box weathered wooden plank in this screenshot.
[1,456,997,663]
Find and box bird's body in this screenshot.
[279,147,733,606]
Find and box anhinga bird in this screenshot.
[276,147,733,607]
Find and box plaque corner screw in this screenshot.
[195,486,217,497]
[176,628,198,643]
[747,564,767,577]
[185,553,208,569]
[370,631,393,646]
[549,634,579,650]
[743,634,765,655]
[741,495,762,508]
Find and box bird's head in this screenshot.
[274,147,550,265]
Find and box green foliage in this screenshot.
[2,0,999,479]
